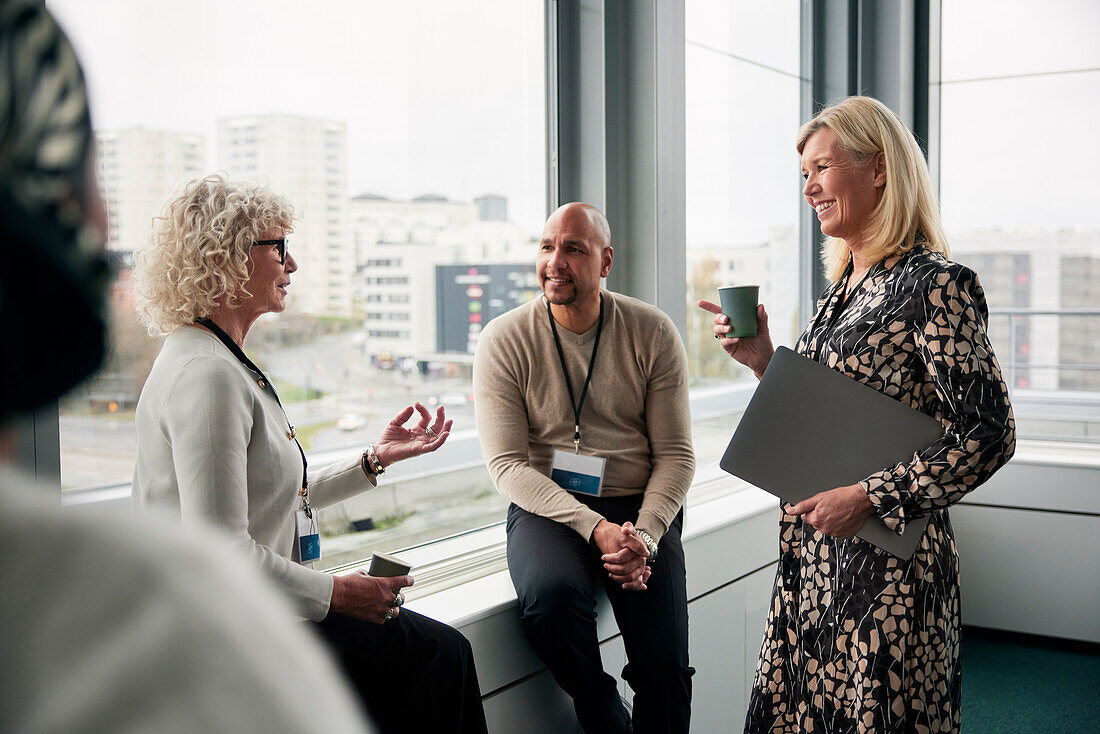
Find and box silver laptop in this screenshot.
[720,346,944,559]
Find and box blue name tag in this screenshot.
[550,449,607,496]
[299,533,321,563]
[551,468,602,495]
[296,509,321,566]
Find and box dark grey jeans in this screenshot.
[506,495,693,734]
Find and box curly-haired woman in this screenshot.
[132,174,487,734]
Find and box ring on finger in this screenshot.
[384,609,394,620]
[713,332,723,340]
[425,426,436,437]
[394,591,405,608]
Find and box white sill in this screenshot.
[384,439,1100,630]
[381,479,778,630]
[1010,438,1100,468]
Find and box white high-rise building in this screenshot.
[217,114,351,317]
[349,194,534,361]
[952,228,1100,391]
[95,128,205,254]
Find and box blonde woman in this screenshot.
[700,97,1015,732]
[132,175,487,734]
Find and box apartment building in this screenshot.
[95,128,205,254]
[217,114,352,317]
[350,194,534,362]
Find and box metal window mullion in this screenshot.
[12,403,61,492]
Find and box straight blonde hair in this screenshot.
[796,96,949,282]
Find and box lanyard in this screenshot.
[196,318,312,517]
[807,258,876,362]
[546,297,605,452]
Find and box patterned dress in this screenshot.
[744,247,1016,734]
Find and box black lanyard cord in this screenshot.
[195,318,311,510]
[546,297,605,452]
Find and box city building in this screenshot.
[436,263,539,354]
[685,227,799,381]
[952,228,1100,391]
[95,127,205,255]
[217,114,352,317]
[349,194,535,365]
[474,193,508,222]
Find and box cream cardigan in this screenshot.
[133,327,375,621]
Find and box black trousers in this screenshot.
[507,496,693,734]
[312,609,488,734]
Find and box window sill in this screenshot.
[380,478,778,627]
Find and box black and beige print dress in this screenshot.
[744,247,1016,734]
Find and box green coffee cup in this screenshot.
[718,285,759,337]
[368,551,412,577]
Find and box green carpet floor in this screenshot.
[962,626,1100,733]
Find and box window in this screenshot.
[938,0,1100,441]
[364,276,410,285]
[685,0,804,479]
[51,0,547,566]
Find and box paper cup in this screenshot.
[717,285,760,337]
[368,551,412,578]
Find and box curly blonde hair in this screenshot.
[796,96,949,283]
[134,174,294,334]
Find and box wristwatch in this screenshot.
[636,528,659,564]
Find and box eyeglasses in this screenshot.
[252,238,288,264]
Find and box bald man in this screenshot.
[473,203,695,734]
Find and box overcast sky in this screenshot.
[49,0,547,233]
[49,0,1099,244]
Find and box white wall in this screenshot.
[953,443,1100,642]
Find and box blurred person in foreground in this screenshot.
[131,173,487,734]
[0,1,373,731]
[474,202,696,733]
[700,96,1015,733]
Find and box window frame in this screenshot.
[6,0,859,536]
[22,1,1098,592]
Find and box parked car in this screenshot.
[336,413,364,431]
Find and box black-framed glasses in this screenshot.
[252,238,288,264]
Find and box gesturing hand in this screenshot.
[788,484,874,539]
[330,570,414,625]
[594,520,651,591]
[697,300,775,379]
[373,402,452,469]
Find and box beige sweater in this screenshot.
[473,290,695,541]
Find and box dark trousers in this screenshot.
[507,496,693,734]
[312,608,488,734]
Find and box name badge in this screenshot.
[550,449,607,496]
[296,509,321,567]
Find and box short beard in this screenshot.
[542,280,577,306]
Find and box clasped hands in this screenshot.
[594,519,652,592]
[787,483,874,539]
